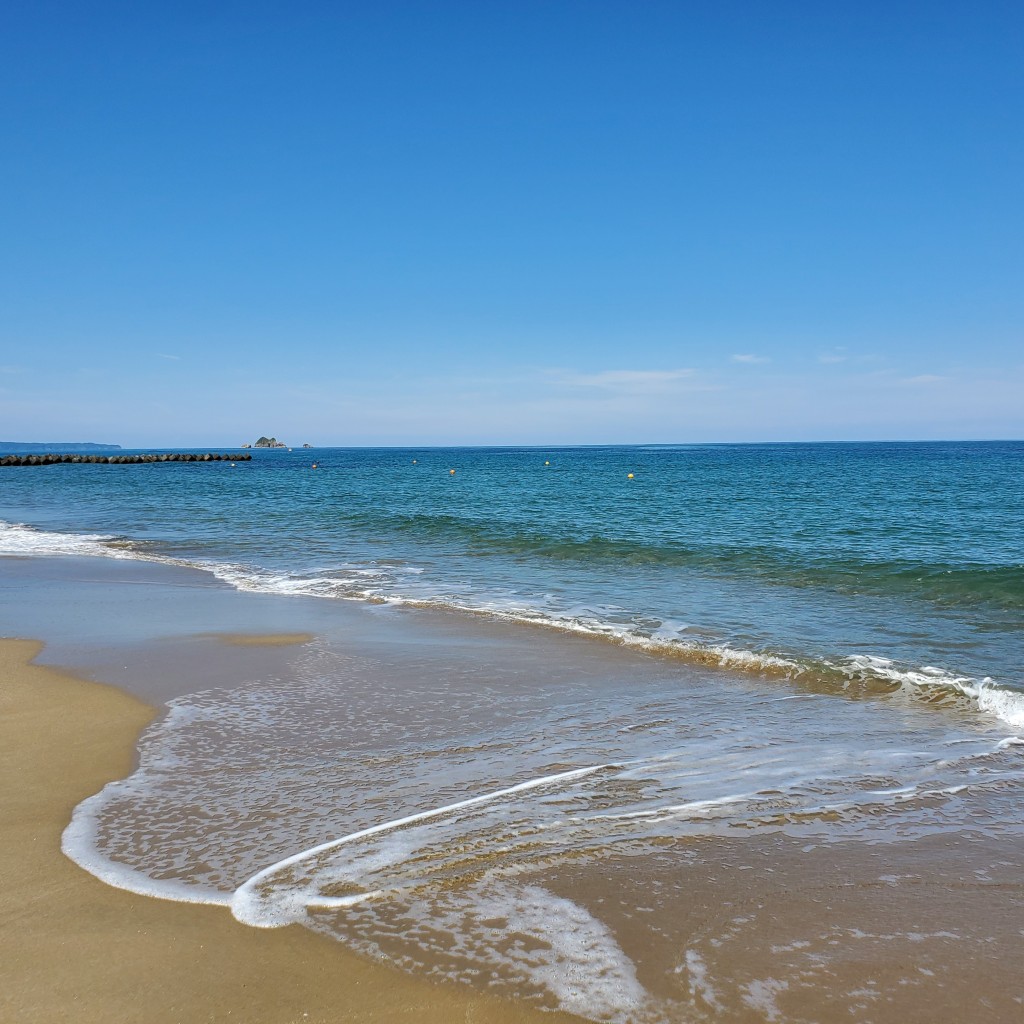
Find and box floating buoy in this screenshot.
[230,462,236,467]
[449,469,456,475]
[412,459,417,464]
[627,473,635,479]
[312,462,318,469]
[544,461,550,466]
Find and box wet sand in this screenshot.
[543,832,1024,1021]
[208,631,317,646]
[0,638,581,1024]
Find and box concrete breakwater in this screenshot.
[0,452,253,467]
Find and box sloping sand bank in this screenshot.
[0,639,579,1024]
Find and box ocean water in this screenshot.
[3,441,1022,709]
[2,441,1023,1020]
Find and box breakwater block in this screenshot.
[0,453,254,467]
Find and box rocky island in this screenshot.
[252,436,287,448]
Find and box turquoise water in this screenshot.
[1,441,1022,706]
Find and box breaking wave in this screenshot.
[2,518,1022,734]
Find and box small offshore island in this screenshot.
[243,437,314,449]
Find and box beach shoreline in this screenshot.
[0,636,581,1024]
[1,551,1022,1022]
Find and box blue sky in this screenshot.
[1,2,1022,445]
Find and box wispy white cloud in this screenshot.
[818,352,848,364]
[554,368,696,392]
[730,353,769,364]
[903,374,946,385]
[158,353,181,361]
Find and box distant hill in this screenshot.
[0,441,122,453]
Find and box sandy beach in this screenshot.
[0,637,580,1024]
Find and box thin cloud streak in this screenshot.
[553,368,696,393]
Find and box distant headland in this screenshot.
[0,441,121,453]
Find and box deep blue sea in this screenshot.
[2,440,1022,720]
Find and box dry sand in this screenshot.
[0,638,580,1024]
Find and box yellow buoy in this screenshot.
[627,473,634,479]
[449,469,456,475]
[312,462,318,469]
[544,461,550,466]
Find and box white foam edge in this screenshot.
[682,949,723,1010]
[839,654,1024,731]
[61,785,230,907]
[0,519,804,677]
[378,593,804,675]
[230,761,620,927]
[576,792,753,825]
[6,518,1022,731]
[0,520,135,559]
